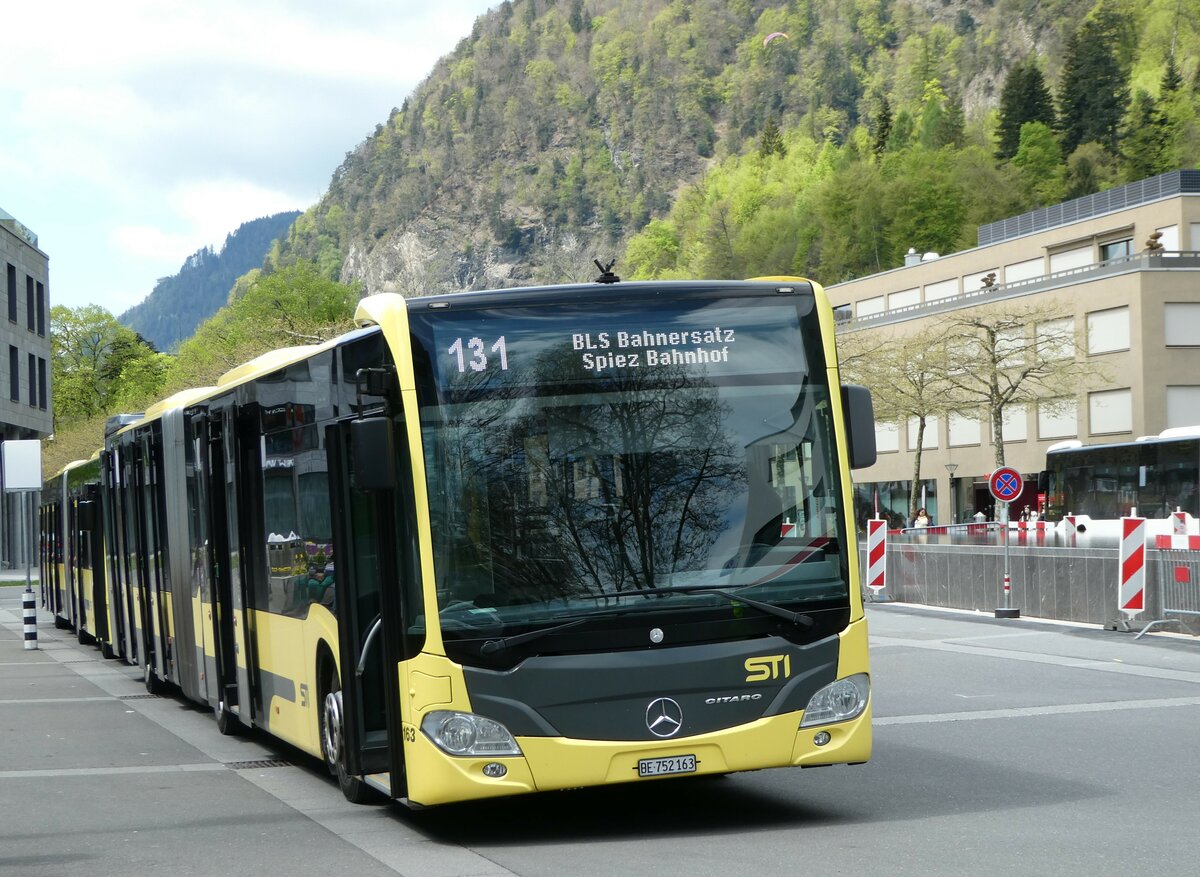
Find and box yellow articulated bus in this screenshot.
[82,278,876,807]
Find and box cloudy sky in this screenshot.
[1,0,497,313]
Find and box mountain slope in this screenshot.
[120,211,301,351]
[266,0,1144,294]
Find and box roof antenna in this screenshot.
[593,259,620,284]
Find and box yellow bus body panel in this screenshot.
[250,606,338,758]
[402,618,871,807]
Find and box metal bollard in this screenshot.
[23,586,37,650]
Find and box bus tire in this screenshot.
[144,662,165,695]
[54,615,70,630]
[99,639,116,660]
[215,698,241,736]
[321,670,383,805]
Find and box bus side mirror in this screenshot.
[841,384,877,470]
[351,417,397,491]
[77,500,97,531]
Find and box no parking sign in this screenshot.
[988,466,1023,504]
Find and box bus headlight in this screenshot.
[420,710,523,757]
[799,674,870,727]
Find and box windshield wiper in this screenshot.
[600,584,815,629]
[479,615,593,656]
[476,586,813,657]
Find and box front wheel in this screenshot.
[321,673,383,805]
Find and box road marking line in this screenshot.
[878,695,1200,725]
[0,763,227,779]
[0,696,113,705]
[871,635,1200,684]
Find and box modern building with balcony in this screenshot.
[827,170,1200,527]
[1,206,52,567]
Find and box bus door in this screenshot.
[197,411,242,723]
[203,404,257,726]
[136,433,169,687]
[328,415,406,797]
[80,487,109,648]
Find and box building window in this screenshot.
[949,413,981,447]
[1100,238,1132,263]
[1087,306,1130,354]
[875,422,900,453]
[1155,225,1179,251]
[1167,386,1200,429]
[1036,317,1075,360]
[35,282,45,336]
[1049,245,1092,273]
[6,264,15,323]
[1004,257,1044,284]
[1164,302,1200,347]
[37,357,47,410]
[25,276,34,331]
[1088,388,1132,435]
[888,288,920,310]
[857,295,884,318]
[908,416,939,450]
[28,353,35,407]
[8,346,18,402]
[1038,399,1078,439]
[924,278,958,302]
[1000,405,1028,442]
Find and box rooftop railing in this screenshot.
[836,250,1200,332]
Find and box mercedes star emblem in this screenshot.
[645,697,684,737]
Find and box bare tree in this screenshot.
[839,324,958,522]
[939,303,1103,468]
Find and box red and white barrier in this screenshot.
[1155,534,1200,550]
[1119,516,1146,617]
[866,518,887,593]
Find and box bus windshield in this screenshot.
[409,290,849,658]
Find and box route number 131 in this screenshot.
[447,336,509,373]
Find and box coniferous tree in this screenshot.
[758,117,786,159]
[1121,90,1170,182]
[872,95,893,159]
[996,58,1056,159]
[1058,13,1130,155]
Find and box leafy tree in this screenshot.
[996,58,1056,160]
[1058,11,1130,155]
[1012,122,1066,205]
[50,305,166,428]
[166,262,360,392]
[1064,142,1121,199]
[939,303,1103,468]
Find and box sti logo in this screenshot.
[744,654,792,682]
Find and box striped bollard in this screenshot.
[1118,516,1146,619]
[866,517,887,599]
[23,587,38,650]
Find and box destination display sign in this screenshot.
[420,299,812,392]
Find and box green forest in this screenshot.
[47,0,1200,475]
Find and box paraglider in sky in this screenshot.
[763,31,789,47]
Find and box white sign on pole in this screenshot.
[2,440,42,492]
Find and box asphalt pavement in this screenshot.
[4,581,1200,877]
